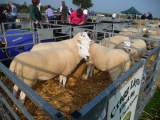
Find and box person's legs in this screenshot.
[11,15,17,29]
[61,15,65,23]
[48,16,54,24]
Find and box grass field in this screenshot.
[140,80,160,120]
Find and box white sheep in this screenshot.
[115,39,147,61]
[98,36,147,63]
[99,35,130,48]
[143,30,160,49]
[119,27,150,37]
[31,32,93,51]
[10,44,90,105]
[85,43,131,81]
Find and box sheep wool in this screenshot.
[85,43,131,81]
[115,39,147,60]
[10,44,89,104]
[99,36,130,48]
[144,31,160,49]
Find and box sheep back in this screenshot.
[10,47,80,87]
[88,43,131,81]
[99,36,130,48]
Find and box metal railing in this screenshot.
[0,62,65,120]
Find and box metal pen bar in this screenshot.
[0,81,34,120]
[0,62,64,120]
[0,94,20,120]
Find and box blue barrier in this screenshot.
[0,29,33,58]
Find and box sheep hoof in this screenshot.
[59,83,65,88]
[19,99,24,105]
[59,83,63,87]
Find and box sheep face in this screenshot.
[116,40,132,53]
[77,44,90,61]
[78,32,94,45]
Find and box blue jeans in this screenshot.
[11,15,17,29]
[48,16,54,24]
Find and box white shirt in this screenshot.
[37,2,41,11]
[60,6,62,12]
[83,9,88,15]
[112,13,116,18]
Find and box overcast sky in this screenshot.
[1,0,160,17]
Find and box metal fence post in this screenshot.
[31,21,36,45]
[2,23,5,35]
[134,56,147,120]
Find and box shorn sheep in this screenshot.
[30,32,93,51]
[10,44,90,105]
[143,29,160,50]
[85,43,131,81]
[99,36,130,48]
[98,34,147,61]
[119,27,149,37]
[115,39,147,61]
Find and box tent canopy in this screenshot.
[121,6,142,15]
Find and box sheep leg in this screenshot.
[89,65,95,78]
[85,64,92,80]
[13,85,19,97]
[109,70,121,81]
[19,91,26,105]
[62,76,67,87]
[59,75,63,86]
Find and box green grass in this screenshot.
[140,86,160,120]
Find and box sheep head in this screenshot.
[77,44,90,61]
[73,32,94,45]
[115,40,133,53]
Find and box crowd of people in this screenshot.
[29,0,95,27]
[141,12,153,20]
[0,1,17,30]
[0,0,156,31]
[58,1,95,25]
[126,12,153,20]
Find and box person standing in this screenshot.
[6,5,11,21]
[82,8,88,20]
[46,5,54,24]
[148,12,153,20]
[60,1,68,23]
[9,1,17,29]
[68,8,73,15]
[0,5,7,33]
[89,11,95,16]
[68,8,85,25]
[112,12,116,19]
[30,0,48,30]
[37,2,41,11]
[141,14,146,20]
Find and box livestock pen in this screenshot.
[0,22,160,120]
